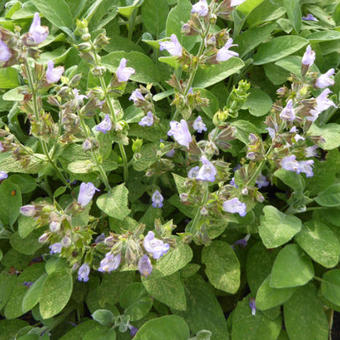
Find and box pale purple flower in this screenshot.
[152,190,164,208]
[73,89,87,105]
[95,114,112,134]
[129,326,138,337]
[0,142,4,152]
[28,13,49,44]
[230,177,238,188]
[266,127,276,139]
[95,233,105,243]
[129,89,145,104]
[256,174,269,189]
[305,145,318,158]
[281,155,300,173]
[299,160,314,177]
[302,14,318,21]
[20,205,36,217]
[143,231,170,259]
[309,89,336,121]
[231,0,246,6]
[98,252,121,272]
[0,171,8,180]
[159,34,183,57]
[249,298,256,316]
[23,281,33,288]
[196,156,217,182]
[46,61,64,84]
[188,166,200,179]
[216,39,239,62]
[49,221,61,232]
[116,58,135,82]
[193,116,207,133]
[61,236,71,248]
[139,111,154,127]
[82,139,92,151]
[233,234,251,248]
[49,242,62,254]
[166,149,175,157]
[167,119,192,149]
[280,99,295,121]
[315,68,335,89]
[0,40,11,63]
[138,255,152,277]
[302,45,315,66]
[78,264,90,282]
[223,198,247,217]
[77,182,100,207]
[191,0,209,16]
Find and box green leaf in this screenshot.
[118,0,143,18]
[141,0,168,37]
[259,205,302,248]
[231,120,263,144]
[0,272,16,310]
[175,276,229,340]
[0,152,47,174]
[270,244,314,288]
[0,320,29,340]
[22,274,47,313]
[282,0,301,33]
[256,275,296,311]
[275,55,319,78]
[316,183,340,207]
[295,221,340,268]
[39,270,73,319]
[202,241,240,294]
[242,88,273,117]
[84,327,116,340]
[142,271,186,311]
[284,284,328,340]
[134,315,190,340]
[307,30,340,42]
[253,36,308,65]
[0,68,19,89]
[321,269,340,306]
[232,296,282,340]
[237,0,265,17]
[0,179,21,226]
[10,230,42,255]
[97,184,131,220]
[18,215,36,239]
[92,309,114,326]
[274,169,304,192]
[309,124,340,150]
[193,58,245,88]
[120,283,153,320]
[9,174,37,194]
[59,320,102,340]
[197,88,219,119]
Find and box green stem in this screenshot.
[189,183,209,234]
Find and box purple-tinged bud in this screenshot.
[129,326,138,337]
[139,111,154,127]
[216,39,239,62]
[166,149,175,158]
[116,58,135,82]
[0,142,4,152]
[129,89,145,104]
[223,198,247,217]
[95,233,105,243]
[23,281,33,288]
[152,190,164,208]
[231,0,246,6]
[95,114,112,134]
[302,45,315,67]
[49,221,61,232]
[73,89,87,106]
[280,99,295,121]
[188,166,200,179]
[167,120,192,149]
[315,68,335,89]
[200,206,208,215]
[191,0,209,17]
[82,139,92,151]
[248,133,257,144]
[0,171,8,181]
[230,177,238,188]
[77,182,100,207]
[180,193,189,202]
[28,13,49,45]
[302,14,318,21]
[143,231,170,259]
[138,255,152,277]
[233,234,250,248]
[20,205,36,217]
[61,236,71,248]
[49,242,62,254]
[305,145,318,158]
[0,40,11,63]
[46,61,64,84]
[241,187,248,195]
[256,174,269,189]
[98,252,121,273]
[266,127,276,140]
[78,263,90,282]
[193,116,207,133]
[159,34,183,57]
[38,233,49,243]
[196,156,217,182]
[249,298,256,316]
[246,152,256,160]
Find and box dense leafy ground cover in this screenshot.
[1,0,340,339]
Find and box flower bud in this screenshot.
[39,233,49,243]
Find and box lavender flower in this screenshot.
[95,233,105,243]
[95,114,112,134]
[129,89,145,104]
[73,89,87,106]
[188,166,200,179]
[139,112,154,127]
[299,160,314,177]
[196,156,217,182]
[302,45,315,67]
[138,255,152,277]
[302,14,318,21]
[216,39,239,62]
[233,234,251,248]
[249,298,256,316]
[309,89,336,121]
[20,205,36,217]
[280,99,295,121]
[159,34,182,57]
[28,13,48,45]
[23,281,33,288]
[77,182,100,207]
[230,177,238,188]
[49,242,62,254]
[193,116,207,133]
[143,231,170,259]
[305,145,318,158]
[49,221,61,232]
[116,58,135,82]
[0,171,8,181]
[129,326,138,337]
[46,61,64,84]
[256,174,269,189]
[152,190,164,208]
[315,68,335,89]
[166,149,175,158]
[266,127,276,139]
[167,120,192,149]
[231,0,246,6]
[191,0,209,16]
[223,198,247,217]
[98,252,121,272]
[0,40,11,63]
[78,264,90,282]
[280,155,300,173]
